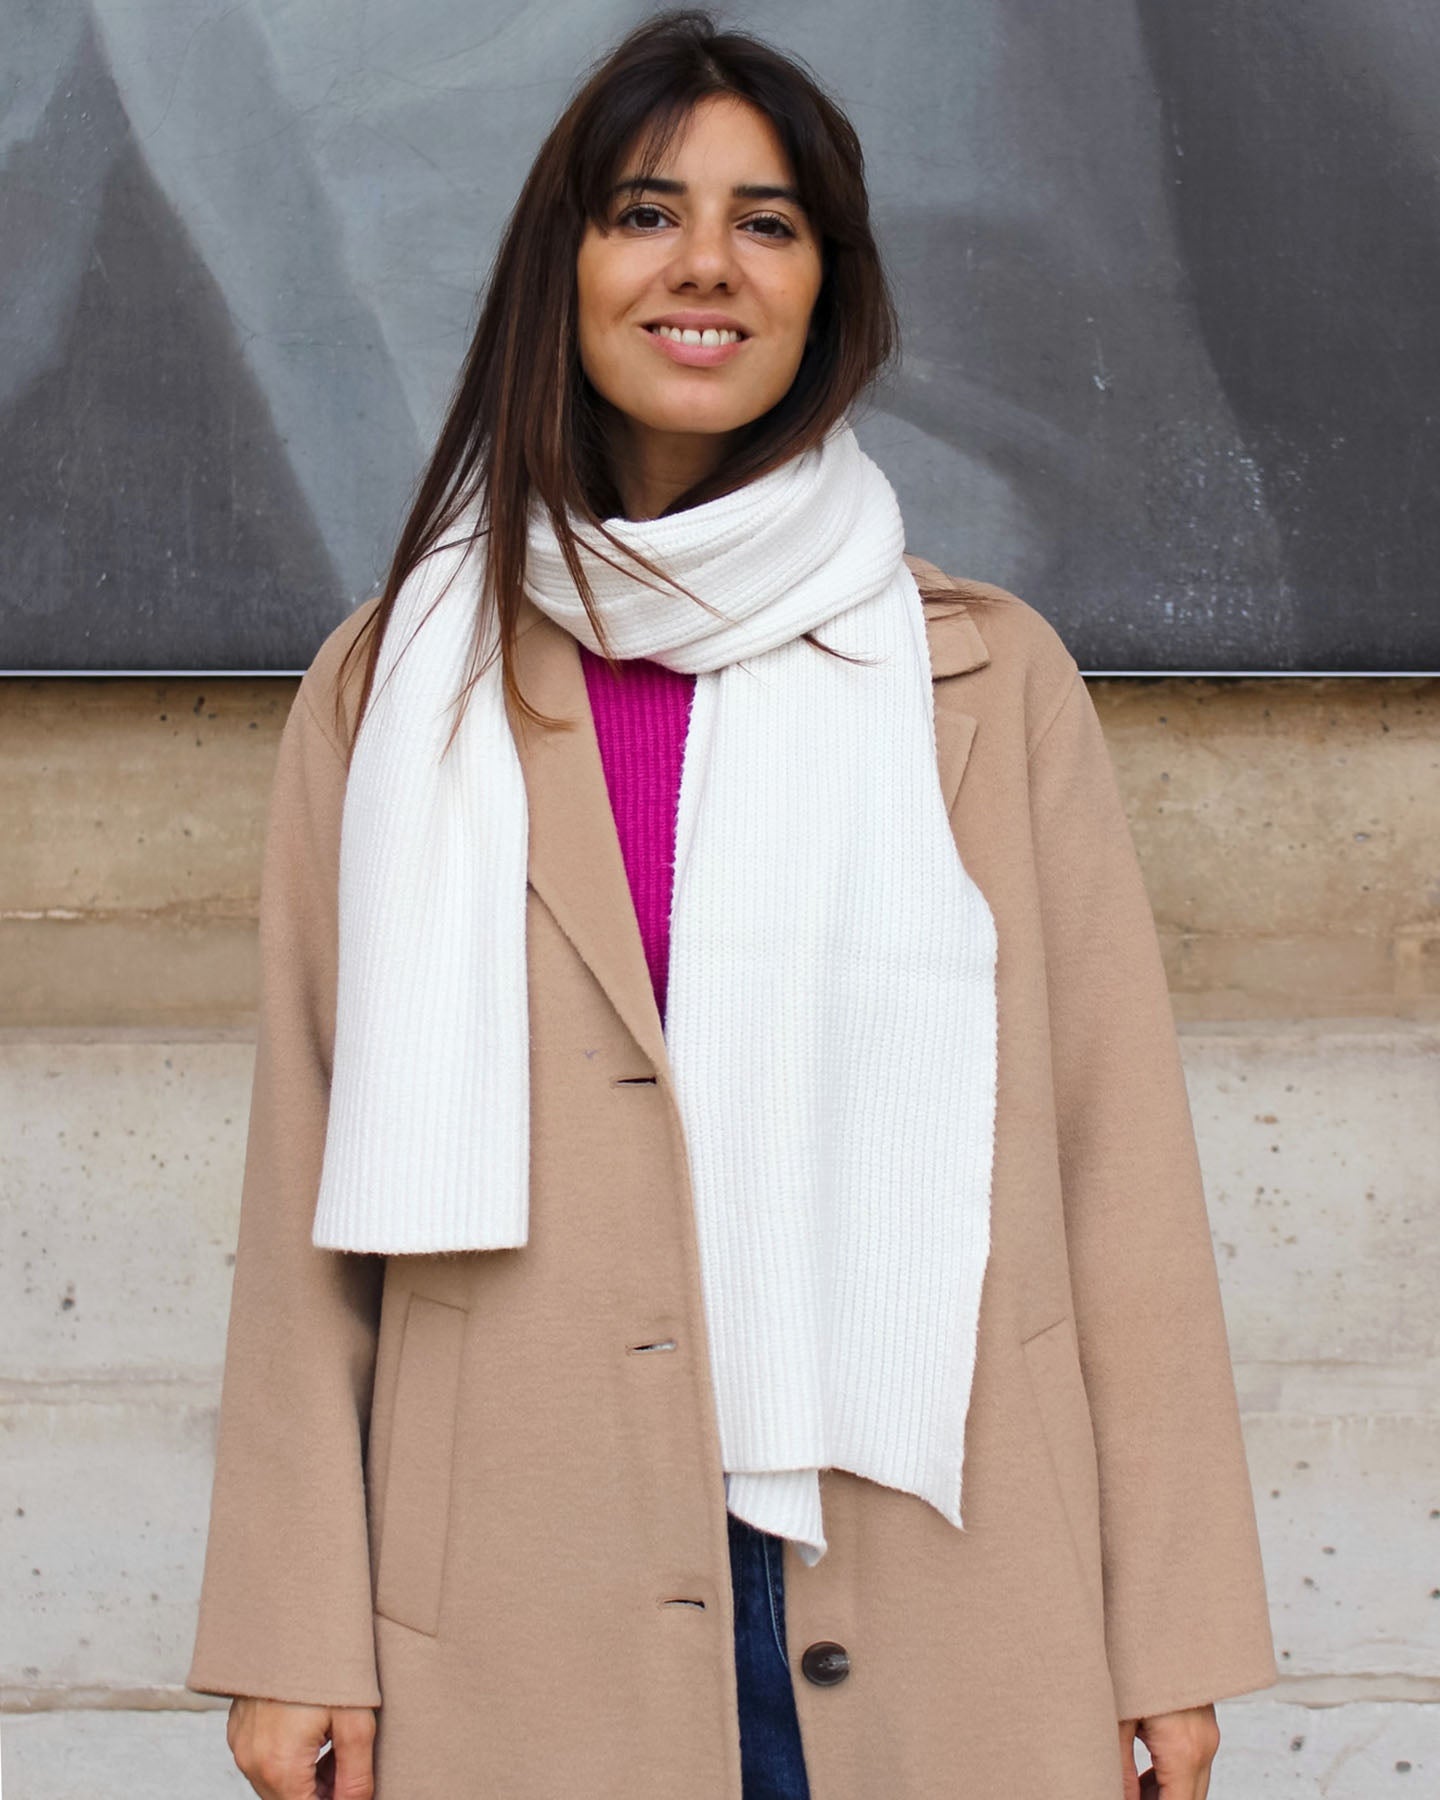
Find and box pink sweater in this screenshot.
[578,645,696,1026]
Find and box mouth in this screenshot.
[640,322,751,367]
[643,322,749,346]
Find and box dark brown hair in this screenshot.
[336,8,900,751]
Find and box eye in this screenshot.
[744,212,798,240]
[612,203,800,240]
[616,203,671,231]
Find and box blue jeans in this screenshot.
[727,1510,812,1799]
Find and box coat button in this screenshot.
[800,1640,851,1686]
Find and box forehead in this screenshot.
[620,94,795,180]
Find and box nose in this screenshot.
[665,211,740,293]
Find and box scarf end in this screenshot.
[311,1189,530,1255]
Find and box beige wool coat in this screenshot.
[187,557,1278,1797]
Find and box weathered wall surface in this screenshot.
[4,676,1437,1027]
[2,675,1438,1794]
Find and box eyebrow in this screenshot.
[606,175,805,208]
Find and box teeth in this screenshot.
[653,325,742,346]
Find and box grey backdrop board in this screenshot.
[2,0,1436,674]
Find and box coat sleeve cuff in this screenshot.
[1111,1648,1279,1721]
[185,1655,382,1711]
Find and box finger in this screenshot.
[246,1739,320,1800]
[314,1744,336,1800]
[234,1734,286,1800]
[240,1764,288,1800]
[1138,1707,1220,1800]
[1144,1753,1200,1800]
[268,1757,318,1800]
[1117,1722,1142,1800]
[329,1710,377,1800]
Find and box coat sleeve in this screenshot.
[1028,668,1278,1721]
[186,680,385,1708]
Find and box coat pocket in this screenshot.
[1020,1314,1104,1615]
[373,1292,467,1636]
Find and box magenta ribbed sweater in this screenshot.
[579,644,697,1026]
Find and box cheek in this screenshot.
[769,283,821,371]
[776,258,823,346]
[575,243,619,337]
[575,285,623,391]
[576,257,648,380]
[575,305,606,369]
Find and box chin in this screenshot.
[630,393,777,438]
[642,412,755,439]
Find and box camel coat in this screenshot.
[187,558,1277,1797]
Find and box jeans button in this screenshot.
[800,1640,850,1685]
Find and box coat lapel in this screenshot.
[934,699,979,817]
[506,597,673,1081]
[505,581,991,1064]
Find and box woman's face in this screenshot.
[576,94,824,462]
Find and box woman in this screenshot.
[188,12,1276,1798]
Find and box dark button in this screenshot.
[800,1640,851,1686]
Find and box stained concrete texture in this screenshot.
[1094,678,1440,1017]
[1,680,288,911]
[1,1708,249,1798]
[2,1398,217,1696]
[1214,1696,1439,1792]
[2,1040,248,1379]
[1187,1024,1440,1381]
[2,674,1438,1024]
[1183,1026,1440,1693]
[1244,1415,1440,1682]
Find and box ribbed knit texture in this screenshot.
[312,421,999,1567]
[578,648,695,1026]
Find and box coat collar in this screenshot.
[905,554,989,815]
[506,561,989,1074]
[904,553,991,680]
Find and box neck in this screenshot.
[604,412,739,521]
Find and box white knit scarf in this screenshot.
[312,421,998,1564]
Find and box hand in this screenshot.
[1118,1705,1220,1799]
[227,1697,376,1800]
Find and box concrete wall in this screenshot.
[2,674,1438,1795]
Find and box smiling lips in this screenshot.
[643,321,750,367]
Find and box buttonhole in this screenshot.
[628,1338,678,1354]
[613,1074,658,1086]
[661,1597,706,1609]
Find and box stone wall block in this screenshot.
[1,1041,251,1380]
[1,1399,216,1693]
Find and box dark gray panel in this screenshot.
[0,20,338,668]
[1135,0,1440,671]
[1,0,1434,672]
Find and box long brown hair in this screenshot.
[336,8,900,752]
